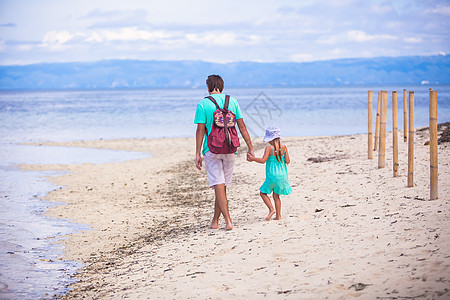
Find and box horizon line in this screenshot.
[0,53,447,67]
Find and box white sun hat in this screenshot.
[263,126,281,142]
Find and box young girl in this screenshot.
[248,126,292,220]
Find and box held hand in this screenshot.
[247,152,254,162]
[196,154,202,170]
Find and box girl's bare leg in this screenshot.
[260,192,276,221]
[273,193,281,220]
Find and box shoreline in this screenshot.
[20,130,450,299]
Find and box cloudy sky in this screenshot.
[0,0,449,65]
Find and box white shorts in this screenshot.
[204,151,236,188]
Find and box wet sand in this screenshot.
[21,128,450,299]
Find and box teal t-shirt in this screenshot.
[194,94,243,155]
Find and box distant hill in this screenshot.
[0,55,449,90]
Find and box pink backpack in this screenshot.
[206,95,240,154]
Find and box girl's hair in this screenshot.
[270,138,282,163]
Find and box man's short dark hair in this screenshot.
[206,75,224,93]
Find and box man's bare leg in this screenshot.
[210,197,221,229]
[260,192,276,221]
[213,184,233,230]
[210,186,229,229]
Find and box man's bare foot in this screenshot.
[225,223,233,230]
[265,210,276,221]
[275,215,281,220]
[210,220,219,229]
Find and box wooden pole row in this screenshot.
[368,91,373,159]
[378,91,387,169]
[367,89,438,200]
[403,89,407,142]
[430,90,438,200]
[374,91,381,151]
[407,91,415,187]
[392,91,399,177]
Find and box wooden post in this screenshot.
[407,91,415,187]
[392,91,399,177]
[378,91,387,168]
[368,91,373,159]
[374,91,381,151]
[430,90,438,199]
[403,89,407,142]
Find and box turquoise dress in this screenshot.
[260,146,292,195]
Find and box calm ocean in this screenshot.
[0,86,449,298]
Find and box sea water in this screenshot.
[0,86,449,298]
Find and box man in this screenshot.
[194,75,254,230]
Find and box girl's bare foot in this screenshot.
[265,210,276,221]
[225,223,233,230]
[210,220,219,229]
[275,214,281,220]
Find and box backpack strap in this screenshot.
[224,95,230,110]
[205,95,231,112]
[206,96,220,110]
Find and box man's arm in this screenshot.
[249,146,270,164]
[195,123,206,170]
[236,119,254,160]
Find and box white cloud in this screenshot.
[40,27,172,50]
[85,27,171,42]
[245,35,261,45]
[425,5,450,16]
[0,1,448,64]
[329,48,343,55]
[17,44,34,51]
[316,36,338,45]
[370,4,393,14]
[85,32,103,43]
[40,30,84,50]
[290,53,314,62]
[326,0,356,7]
[185,32,237,46]
[404,37,422,43]
[347,30,397,42]
[347,31,369,42]
[42,30,75,45]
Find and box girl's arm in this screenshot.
[284,145,290,164]
[249,146,271,164]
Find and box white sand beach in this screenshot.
[21,127,450,299]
